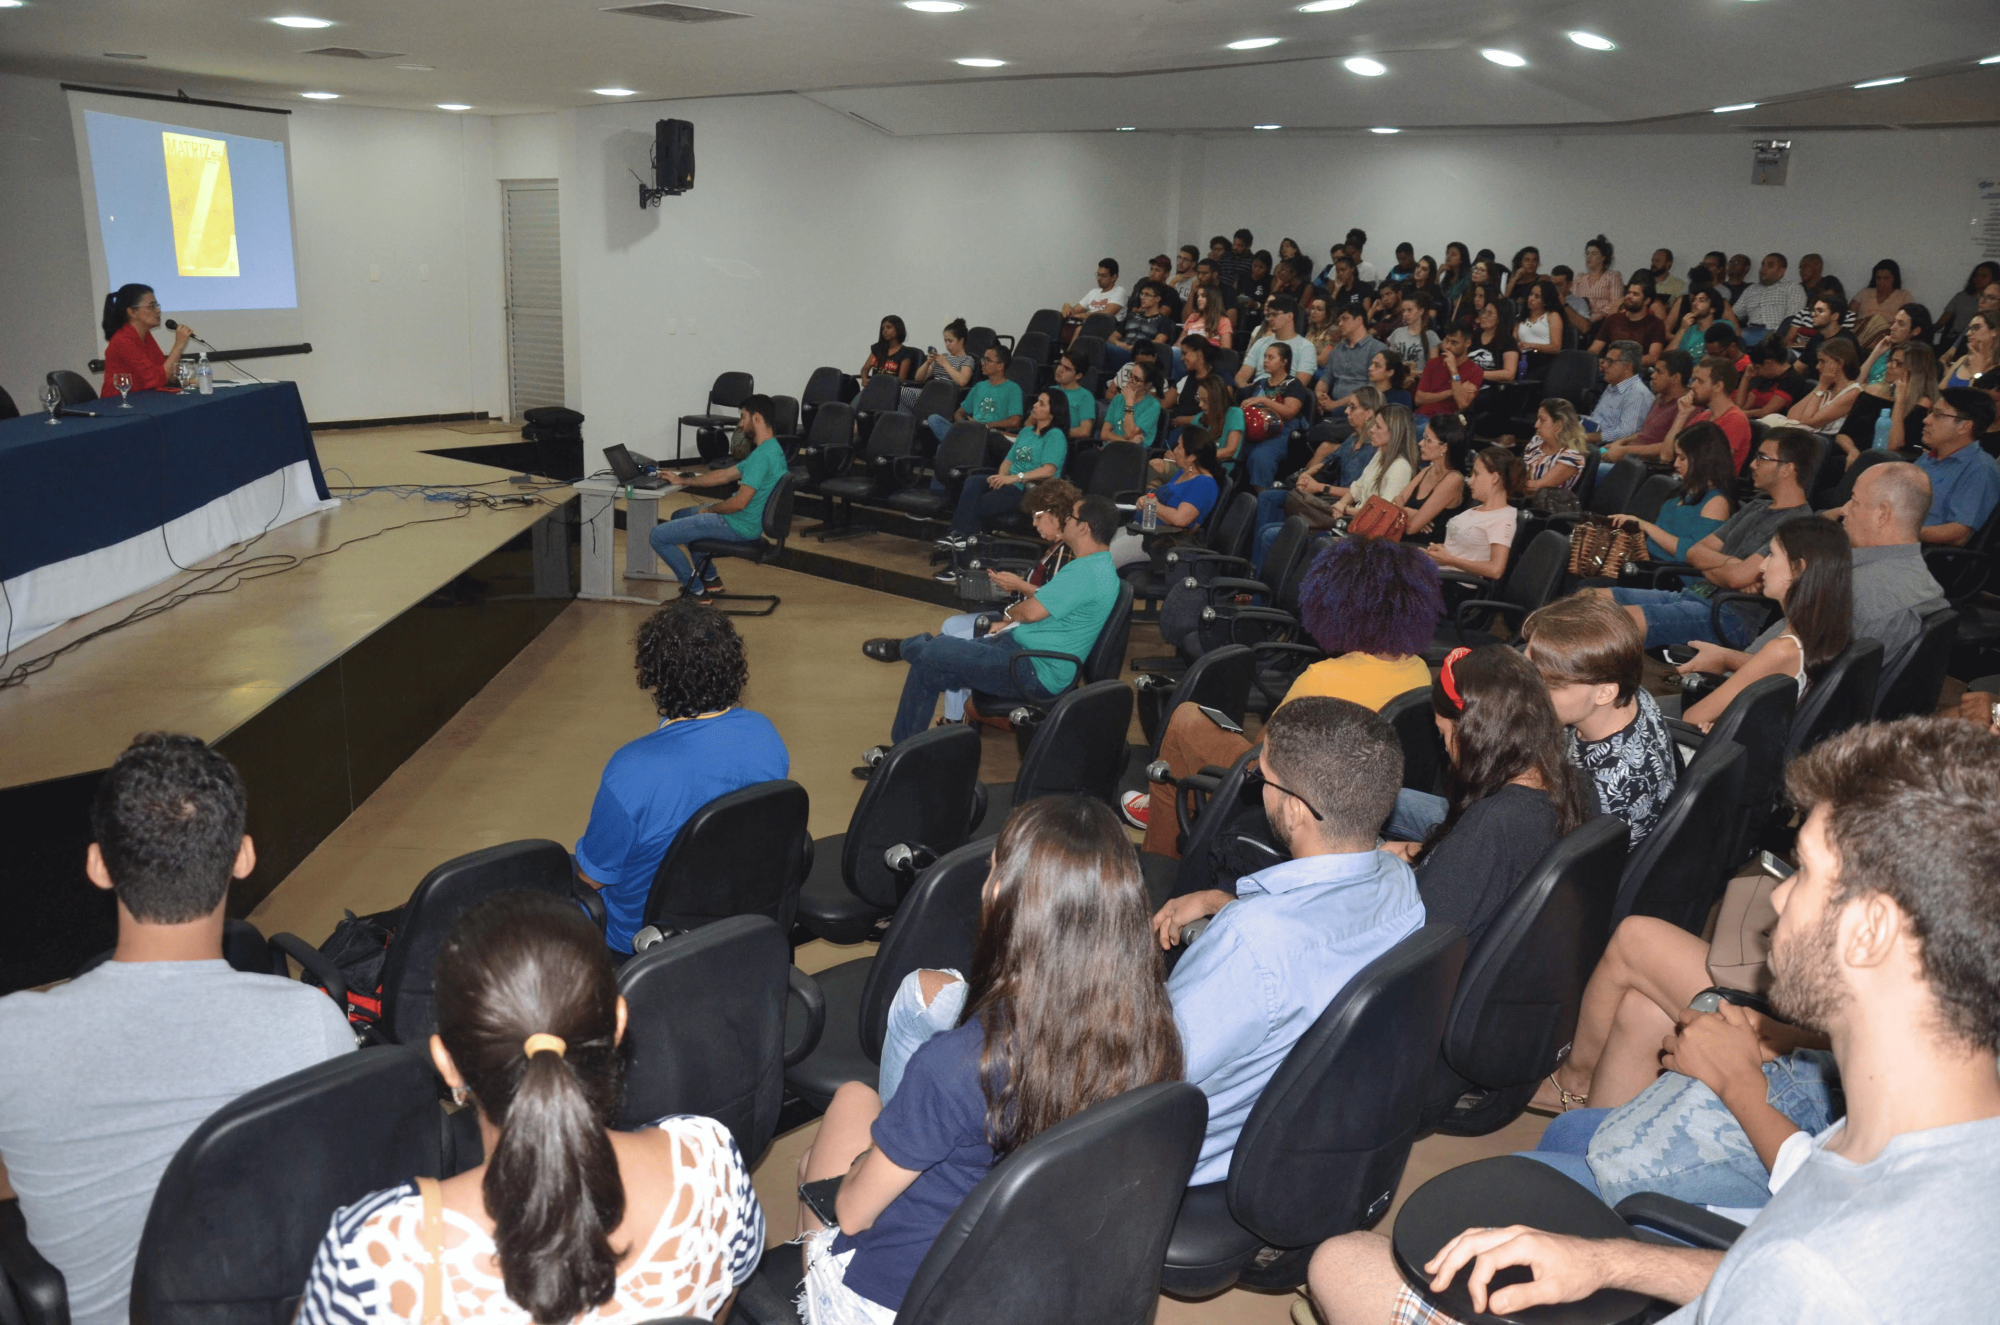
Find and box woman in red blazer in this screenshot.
[100,283,195,396]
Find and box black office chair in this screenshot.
[46,369,96,407]
[1538,350,1598,412]
[807,411,914,541]
[270,839,577,1045]
[878,422,987,523]
[765,394,799,441]
[615,915,817,1165]
[1872,606,1958,721]
[1627,472,1679,523]
[1611,740,1747,934]
[905,378,960,435]
[849,371,904,425]
[790,400,855,488]
[1068,334,1107,374]
[1074,313,1117,343]
[783,837,992,1111]
[1666,673,1795,866]
[795,724,985,945]
[1421,815,1629,1137]
[1140,742,1269,911]
[968,580,1135,745]
[1022,308,1062,344]
[683,472,795,616]
[1128,643,1256,788]
[1185,516,1318,662]
[1014,329,1054,373]
[1162,923,1468,1297]
[975,680,1136,834]
[963,325,999,361]
[638,779,813,941]
[1786,638,1883,757]
[128,1046,462,1325]
[675,370,755,460]
[1382,686,1446,795]
[795,365,849,437]
[1577,456,1648,522]
[1004,353,1040,405]
[1084,440,1149,501]
[1425,529,1570,659]
[1124,490,1259,619]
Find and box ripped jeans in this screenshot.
[876,967,968,1102]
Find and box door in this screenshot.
[503,181,564,419]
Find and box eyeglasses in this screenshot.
[1750,451,1782,465]
[1930,411,1967,425]
[1244,768,1322,821]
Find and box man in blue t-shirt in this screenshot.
[859,496,1121,754]
[650,393,787,602]
[574,602,789,952]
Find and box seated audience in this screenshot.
[0,735,355,1325]
[1260,389,1385,541]
[1572,235,1623,320]
[943,390,1069,540]
[1217,229,1255,303]
[1942,309,1997,387]
[1786,338,1862,440]
[1612,421,1737,566]
[1238,294,1317,391]
[1661,354,1753,471]
[1411,323,1484,424]
[1465,301,1523,405]
[1392,412,1473,544]
[1504,245,1542,298]
[1050,350,1097,444]
[1675,518,1854,730]
[1581,342,1653,444]
[902,318,975,410]
[1731,251,1808,336]
[1309,717,2000,1325]
[1858,302,1933,387]
[1723,251,1752,304]
[1367,283,1405,344]
[1322,403,1421,528]
[1602,350,1693,462]
[1151,697,1424,1184]
[860,315,921,383]
[1738,339,1812,420]
[1127,538,1439,844]
[1915,387,2000,544]
[1644,247,1685,298]
[1175,284,1233,379]
[1669,284,1731,359]
[796,795,1181,1323]
[1114,433,1225,569]
[1240,343,1315,486]
[863,496,1120,748]
[1423,445,1524,582]
[924,344,1023,444]
[1601,428,1817,649]
[1163,336,1217,438]
[1524,594,1678,847]
[299,892,761,1324]
[650,394,789,600]
[1383,645,1587,947]
[1850,340,1938,457]
[1522,398,1589,496]
[1169,244,1200,303]
[1815,462,1949,698]
[929,480,1078,708]
[1791,289,1858,363]
[1365,349,1412,411]
[1851,256,1912,321]
[1059,258,1125,320]
[1235,249,1274,315]
[1589,283,1668,367]
[1387,297,1440,375]
[1346,228,1381,284]
[1174,375,1243,473]
[576,603,789,952]
[1103,280,1173,373]
[1514,279,1562,355]
[1937,261,1996,344]
[1100,361,1162,447]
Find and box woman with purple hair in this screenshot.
[1124,536,1443,848]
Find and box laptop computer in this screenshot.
[603,444,670,490]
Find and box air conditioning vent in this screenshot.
[304,47,408,60]
[601,2,751,22]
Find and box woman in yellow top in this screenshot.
[1123,536,1443,848]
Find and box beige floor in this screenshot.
[233,425,1541,1324]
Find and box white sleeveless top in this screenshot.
[298,1115,763,1323]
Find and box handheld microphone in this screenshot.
[163,318,207,345]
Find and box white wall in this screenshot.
[1184,127,2000,313]
[0,73,98,413]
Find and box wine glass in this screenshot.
[113,372,133,407]
[41,383,60,424]
[176,361,196,391]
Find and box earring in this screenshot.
[451,1085,469,1107]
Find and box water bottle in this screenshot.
[1139,496,1159,532]
[196,352,213,396]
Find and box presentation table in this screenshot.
[572,476,682,603]
[0,382,336,649]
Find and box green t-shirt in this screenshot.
[1005,426,1068,477]
[1063,386,1097,433]
[722,438,787,538]
[1191,406,1248,467]
[964,380,1024,424]
[1104,393,1162,445]
[1012,550,1119,691]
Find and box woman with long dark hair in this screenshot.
[1440,242,1471,304]
[1676,518,1853,729]
[1852,257,1911,321]
[1392,411,1472,543]
[799,796,1182,1322]
[861,315,920,382]
[947,390,1070,537]
[1612,420,1736,564]
[299,892,762,1324]
[99,283,195,397]
[1858,302,1934,387]
[1938,261,1997,343]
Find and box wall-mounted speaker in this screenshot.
[655,118,695,194]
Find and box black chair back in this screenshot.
[1572,448,1602,508]
[1163,743,1267,901]
[1628,473,1679,523]
[1226,923,1468,1249]
[1381,686,1444,794]
[804,400,854,450]
[1068,335,1107,373]
[1613,741,1747,932]
[1589,457,1648,516]
[641,780,813,936]
[856,837,994,1061]
[1503,528,1570,619]
[1015,680,1135,807]
[1005,354,1040,404]
[379,839,577,1044]
[908,378,959,429]
[1087,441,1148,500]
[1082,579,1137,684]
[1208,491,1259,565]
[1539,351,1597,409]
[1259,516,1315,605]
[1024,308,1062,343]
[852,372,902,417]
[858,410,919,491]
[759,472,796,547]
[961,326,998,361]
[931,423,992,496]
[47,370,96,406]
[614,915,789,1161]
[1075,313,1117,343]
[708,370,754,412]
[842,724,984,909]
[130,1047,450,1325]
[1428,815,1628,1134]
[897,1083,1207,1325]
[1873,606,1958,721]
[1015,329,1053,368]
[1787,638,1884,757]
[799,365,845,410]
[1692,674,1795,863]
[1150,645,1256,754]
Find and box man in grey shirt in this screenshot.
[1302,717,2000,1324]
[0,735,354,1325]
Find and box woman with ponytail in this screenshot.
[99,283,194,397]
[299,891,762,1324]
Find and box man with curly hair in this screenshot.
[573,602,788,952]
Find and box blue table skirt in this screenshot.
[0,382,331,581]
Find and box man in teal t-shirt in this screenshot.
[867,495,1122,744]
[650,393,785,600]
[1054,353,1097,446]
[925,344,1024,445]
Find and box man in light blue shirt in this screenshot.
[1582,342,1653,446]
[1152,697,1424,1185]
[1915,389,2000,546]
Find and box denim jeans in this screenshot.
[925,413,953,444]
[647,507,751,591]
[1246,428,1298,487]
[1251,488,1291,572]
[1609,587,1755,650]
[951,480,1025,536]
[1385,789,1448,842]
[938,612,980,721]
[1518,1107,1611,1197]
[892,631,1052,743]
[877,967,967,1102]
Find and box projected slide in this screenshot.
[83,109,298,311]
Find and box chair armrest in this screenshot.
[1453,598,1528,629]
[1664,716,1705,751]
[1007,649,1086,697]
[1922,546,1988,603]
[0,1199,69,1325]
[1208,604,1303,650]
[784,968,826,1068]
[1642,560,1697,588]
[888,454,929,484]
[1248,640,1327,703]
[267,932,347,1011]
[1708,591,1775,642]
[1204,576,1270,599]
[570,873,608,933]
[1613,1192,1745,1251]
[1168,549,1254,573]
[981,535,1046,559]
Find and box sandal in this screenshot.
[1528,1071,1590,1116]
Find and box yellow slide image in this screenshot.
[163,130,241,278]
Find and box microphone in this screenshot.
[163,318,207,345]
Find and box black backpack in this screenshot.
[300,906,402,1031]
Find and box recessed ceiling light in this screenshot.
[0,2,28,10]
[1567,31,1616,51]
[954,56,1005,67]
[270,15,334,28]
[437,103,472,111]
[396,63,435,70]
[1114,126,1135,131]
[903,0,965,10]
[1227,37,1282,51]
[1253,124,1282,130]
[1481,49,1527,68]
[1370,126,1400,134]
[1299,0,1360,10]
[1713,102,1758,113]
[593,87,638,95]
[104,52,148,59]
[1343,56,1386,76]
[1982,54,2000,64]
[300,91,340,99]
[1853,76,1905,88]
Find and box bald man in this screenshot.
[1822,462,1949,695]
